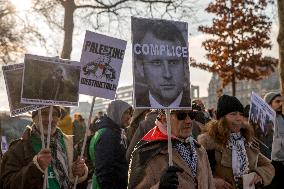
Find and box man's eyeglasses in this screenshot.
[174,111,197,120]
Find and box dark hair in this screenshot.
[132,18,187,62]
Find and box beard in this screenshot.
[276,105,283,114]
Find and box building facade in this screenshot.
[207,72,280,109]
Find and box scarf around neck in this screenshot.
[228,132,249,178]
[173,137,198,177]
[32,126,72,189]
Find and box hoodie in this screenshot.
[93,100,131,189]
[107,100,132,127]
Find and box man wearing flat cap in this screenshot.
[0,106,88,189]
[264,92,284,188]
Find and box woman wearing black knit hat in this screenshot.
[198,95,275,189]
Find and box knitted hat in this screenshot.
[32,106,61,118]
[243,105,250,118]
[216,95,244,120]
[264,92,281,105]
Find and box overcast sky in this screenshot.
[0,1,278,109]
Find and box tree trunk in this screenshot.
[232,73,236,96]
[278,0,284,101]
[61,0,76,59]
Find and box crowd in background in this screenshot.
[0,92,284,189]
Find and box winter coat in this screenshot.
[126,109,149,145]
[92,100,131,189]
[126,110,158,162]
[128,126,215,189]
[58,115,73,135]
[73,120,86,145]
[0,126,88,189]
[271,114,284,161]
[198,133,275,189]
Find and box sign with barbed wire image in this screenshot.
[249,91,276,134]
[2,63,44,116]
[21,54,81,106]
[79,30,127,99]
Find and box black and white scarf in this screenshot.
[173,137,198,177]
[32,127,72,189]
[228,132,249,178]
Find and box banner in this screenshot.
[79,31,127,99]
[2,64,44,116]
[21,54,80,106]
[132,17,191,109]
[249,91,276,134]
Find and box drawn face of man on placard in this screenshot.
[135,20,188,107]
[141,32,185,106]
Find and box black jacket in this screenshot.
[95,116,128,189]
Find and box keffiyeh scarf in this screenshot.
[228,132,249,179]
[32,127,72,189]
[173,137,198,177]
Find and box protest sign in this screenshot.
[21,54,80,106]
[1,136,8,154]
[2,64,44,116]
[249,91,276,134]
[79,30,127,99]
[132,17,191,109]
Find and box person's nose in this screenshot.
[236,113,243,121]
[162,61,172,79]
[184,115,192,124]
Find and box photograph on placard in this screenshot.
[2,64,44,116]
[132,17,191,109]
[249,91,276,134]
[79,31,127,99]
[21,55,80,106]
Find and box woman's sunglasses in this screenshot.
[174,111,197,120]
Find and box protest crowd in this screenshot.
[0,17,283,189]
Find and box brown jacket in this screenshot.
[198,133,275,189]
[128,140,215,189]
[0,126,88,189]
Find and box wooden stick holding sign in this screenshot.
[165,109,173,166]
[73,96,96,189]
[74,30,127,189]
[38,110,49,189]
[43,106,54,189]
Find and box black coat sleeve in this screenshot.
[95,129,120,189]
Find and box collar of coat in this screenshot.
[142,125,201,146]
[198,132,258,154]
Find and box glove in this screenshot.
[159,165,184,189]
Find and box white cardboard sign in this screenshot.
[132,17,191,109]
[79,31,127,99]
[249,91,276,133]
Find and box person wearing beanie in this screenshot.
[263,92,284,188]
[264,92,281,106]
[0,106,88,189]
[89,100,133,189]
[198,95,274,189]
